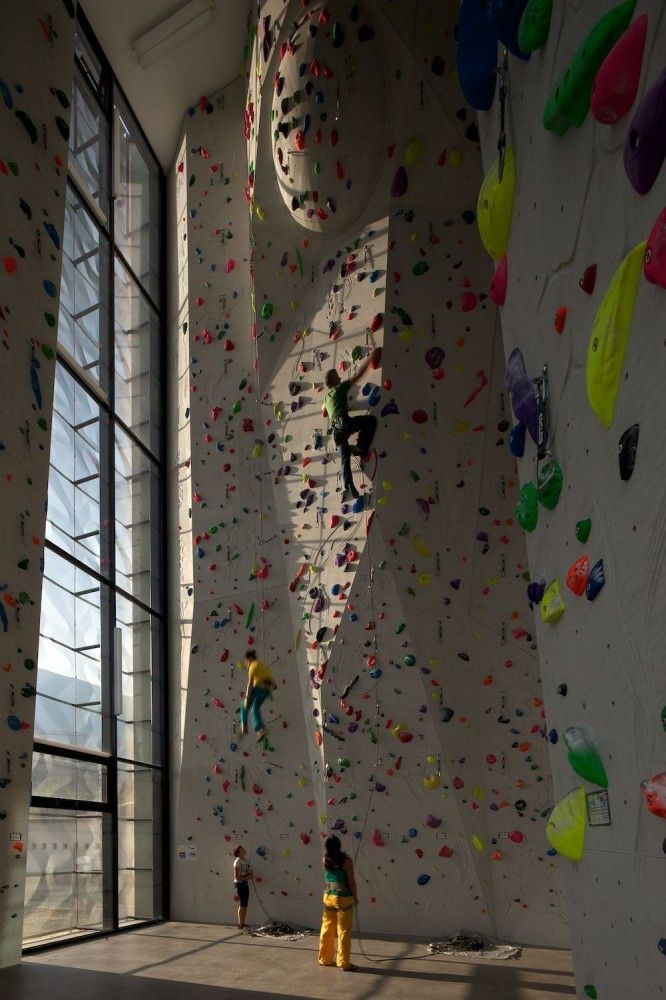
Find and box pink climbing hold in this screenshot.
[490,256,508,305]
[591,14,648,125]
[372,829,386,847]
[461,290,478,312]
[508,830,524,844]
[644,206,666,289]
[226,258,236,273]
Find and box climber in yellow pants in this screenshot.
[317,835,358,971]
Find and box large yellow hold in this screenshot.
[477,146,515,259]
[586,241,646,427]
[546,786,586,862]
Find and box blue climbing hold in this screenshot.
[457,0,498,111]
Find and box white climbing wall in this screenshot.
[168,0,568,947]
[475,1,666,998]
[0,0,75,968]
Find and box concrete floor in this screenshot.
[8,922,576,999]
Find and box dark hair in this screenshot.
[233,845,243,857]
[324,835,347,870]
[325,368,339,388]
[245,650,256,661]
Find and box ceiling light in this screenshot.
[132,0,216,69]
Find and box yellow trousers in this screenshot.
[318,893,354,969]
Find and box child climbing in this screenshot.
[233,844,253,930]
[323,345,382,500]
[239,650,275,742]
[317,834,359,971]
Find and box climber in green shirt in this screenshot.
[324,346,381,499]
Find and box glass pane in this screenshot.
[115,426,160,610]
[114,254,161,454]
[114,90,161,301]
[23,808,111,946]
[35,549,108,752]
[58,184,111,393]
[116,596,162,764]
[47,362,109,575]
[69,67,110,217]
[31,753,107,803]
[118,765,162,923]
[75,28,103,97]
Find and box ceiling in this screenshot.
[81,0,252,169]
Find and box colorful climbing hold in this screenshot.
[477,146,516,260]
[564,727,608,787]
[591,13,647,124]
[546,786,586,862]
[586,241,646,427]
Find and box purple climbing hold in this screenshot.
[624,68,666,195]
[505,348,539,445]
[527,577,546,604]
[425,346,445,369]
[391,165,408,197]
[381,399,399,417]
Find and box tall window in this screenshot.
[23,10,166,948]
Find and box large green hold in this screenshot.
[563,726,608,788]
[537,460,563,510]
[543,0,637,135]
[515,481,538,532]
[518,0,553,54]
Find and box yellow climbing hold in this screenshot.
[473,785,485,800]
[472,834,484,852]
[398,328,414,341]
[546,785,586,862]
[426,755,438,765]
[382,480,394,491]
[586,240,646,428]
[255,204,265,221]
[391,722,407,738]
[417,573,432,586]
[413,536,431,557]
[422,774,440,790]
[449,148,462,167]
[476,145,516,260]
[252,445,262,459]
[540,580,565,623]
[404,139,423,167]
[377,496,388,506]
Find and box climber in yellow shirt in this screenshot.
[240,650,275,741]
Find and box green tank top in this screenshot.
[324,862,352,897]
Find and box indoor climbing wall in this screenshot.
[0,0,75,968]
[470,0,666,996]
[168,0,567,945]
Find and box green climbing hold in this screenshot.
[413,261,429,276]
[395,623,406,634]
[518,0,552,54]
[661,706,666,733]
[576,518,592,543]
[351,345,364,362]
[564,726,608,788]
[404,654,416,666]
[586,240,646,428]
[261,302,274,320]
[245,602,255,629]
[537,460,563,510]
[515,481,538,532]
[546,785,586,861]
[584,988,598,1000]
[543,0,637,134]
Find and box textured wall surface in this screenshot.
[475,1,666,997]
[168,0,567,947]
[0,0,74,968]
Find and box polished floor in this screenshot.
[8,922,576,999]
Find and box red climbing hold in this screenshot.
[579,263,597,294]
[331,129,339,147]
[591,14,648,125]
[336,159,345,180]
[644,206,666,289]
[370,312,383,333]
[554,306,567,333]
[461,291,478,312]
[566,555,590,596]
[295,130,305,151]
[490,256,508,305]
[412,409,428,424]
